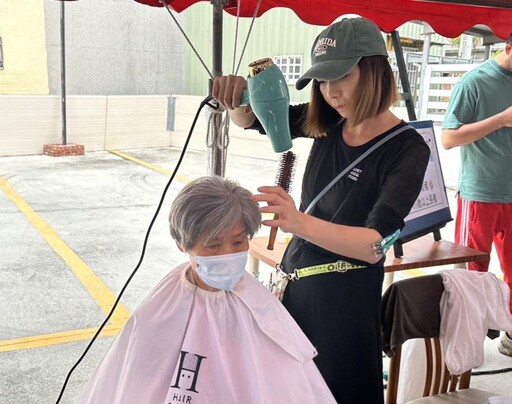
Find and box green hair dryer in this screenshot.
[240,58,293,153]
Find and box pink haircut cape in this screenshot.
[78,263,336,404]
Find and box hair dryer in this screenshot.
[240,58,293,153]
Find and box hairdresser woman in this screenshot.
[78,176,335,404]
[213,17,430,404]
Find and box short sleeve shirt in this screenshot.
[442,59,512,202]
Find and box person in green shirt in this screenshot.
[442,34,512,357]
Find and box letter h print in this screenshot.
[170,351,207,393]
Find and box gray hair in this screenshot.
[169,176,261,251]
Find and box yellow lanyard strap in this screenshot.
[291,260,367,280]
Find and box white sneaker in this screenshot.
[498,332,512,357]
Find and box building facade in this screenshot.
[0,0,187,96]
[0,0,49,94]
[182,4,451,103]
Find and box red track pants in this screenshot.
[455,196,512,313]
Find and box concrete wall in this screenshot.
[0,94,302,160]
[0,0,49,94]
[43,0,187,96]
[2,93,458,188]
[1,94,171,156]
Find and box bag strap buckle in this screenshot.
[275,264,297,281]
[335,260,350,273]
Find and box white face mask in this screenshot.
[193,251,248,291]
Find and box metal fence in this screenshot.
[389,51,480,120]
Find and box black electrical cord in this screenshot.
[472,367,512,376]
[55,94,216,403]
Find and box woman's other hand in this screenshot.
[253,186,383,264]
[253,186,301,235]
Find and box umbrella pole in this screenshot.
[208,1,226,177]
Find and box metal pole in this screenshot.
[60,2,67,145]
[206,1,225,177]
[483,44,491,60]
[391,30,417,121]
[417,23,433,119]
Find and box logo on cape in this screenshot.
[170,351,207,393]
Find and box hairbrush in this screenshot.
[267,151,296,250]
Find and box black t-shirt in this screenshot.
[250,103,430,270]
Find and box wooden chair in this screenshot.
[382,274,499,404]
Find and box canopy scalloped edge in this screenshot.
[131,0,511,40]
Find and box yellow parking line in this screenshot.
[0,325,123,352]
[109,149,191,183]
[0,177,130,327]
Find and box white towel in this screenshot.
[440,269,512,374]
[489,396,512,404]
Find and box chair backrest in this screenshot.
[381,274,472,404]
[385,337,472,404]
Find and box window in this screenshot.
[0,37,3,69]
[273,55,302,85]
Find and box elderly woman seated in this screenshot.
[78,176,335,404]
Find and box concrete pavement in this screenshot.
[1,146,510,403]
[0,146,289,403]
